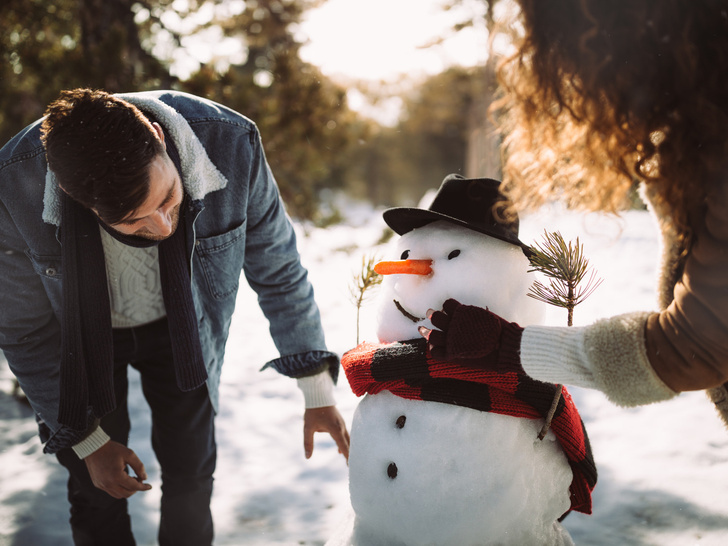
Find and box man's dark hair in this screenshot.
[40,88,166,224]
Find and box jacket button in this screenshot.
[395,415,406,429]
[45,267,57,276]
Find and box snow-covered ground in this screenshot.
[1,200,727,545]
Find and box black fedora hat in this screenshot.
[382,174,531,255]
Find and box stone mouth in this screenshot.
[393,299,424,323]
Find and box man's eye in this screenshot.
[400,250,410,260]
[448,249,461,260]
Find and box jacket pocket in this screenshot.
[25,250,63,280]
[195,221,246,300]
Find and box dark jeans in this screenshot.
[56,317,216,546]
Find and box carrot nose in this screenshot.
[374,259,433,276]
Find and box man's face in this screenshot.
[106,152,184,241]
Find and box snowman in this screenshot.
[328,175,596,546]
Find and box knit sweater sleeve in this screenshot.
[521,311,677,407]
[296,370,336,408]
[72,426,111,459]
[522,181,728,402]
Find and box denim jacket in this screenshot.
[0,90,338,453]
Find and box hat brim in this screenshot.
[383,207,530,252]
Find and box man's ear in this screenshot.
[151,122,165,144]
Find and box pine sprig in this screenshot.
[349,254,383,344]
[526,230,602,440]
[527,231,603,327]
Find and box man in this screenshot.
[0,88,349,545]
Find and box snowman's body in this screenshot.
[328,222,576,546]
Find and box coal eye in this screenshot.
[400,250,410,260]
[448,249,461,260]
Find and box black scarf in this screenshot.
[58,132,208,431]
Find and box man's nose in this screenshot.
[148,209,173,237]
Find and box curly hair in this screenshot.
[40,88,165,224]
[496,0,728,244]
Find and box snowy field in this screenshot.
[1,199,728,545]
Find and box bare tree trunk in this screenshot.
[465,1,502,179]
[465,62,502,179]
[79,0,172,91]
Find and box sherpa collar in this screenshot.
[42,91,228,226]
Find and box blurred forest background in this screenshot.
[2,0,504,223]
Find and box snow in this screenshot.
[2,201,728,545]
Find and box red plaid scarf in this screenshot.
[342,338,597,515]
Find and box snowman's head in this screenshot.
[375,221,544,343]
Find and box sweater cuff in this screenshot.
[583,311,677,406]
[297,371,336,408]
[72,426,111,459]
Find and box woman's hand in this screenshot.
[419,298,524,374]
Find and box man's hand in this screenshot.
[303,406,350,461]
[84,440,152,499]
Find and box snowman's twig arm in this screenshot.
[537,386,563,440]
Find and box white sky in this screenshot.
[158,0,492,124]
[298,0,489,82]
[297,0,490,124]
[163,0,489,82]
